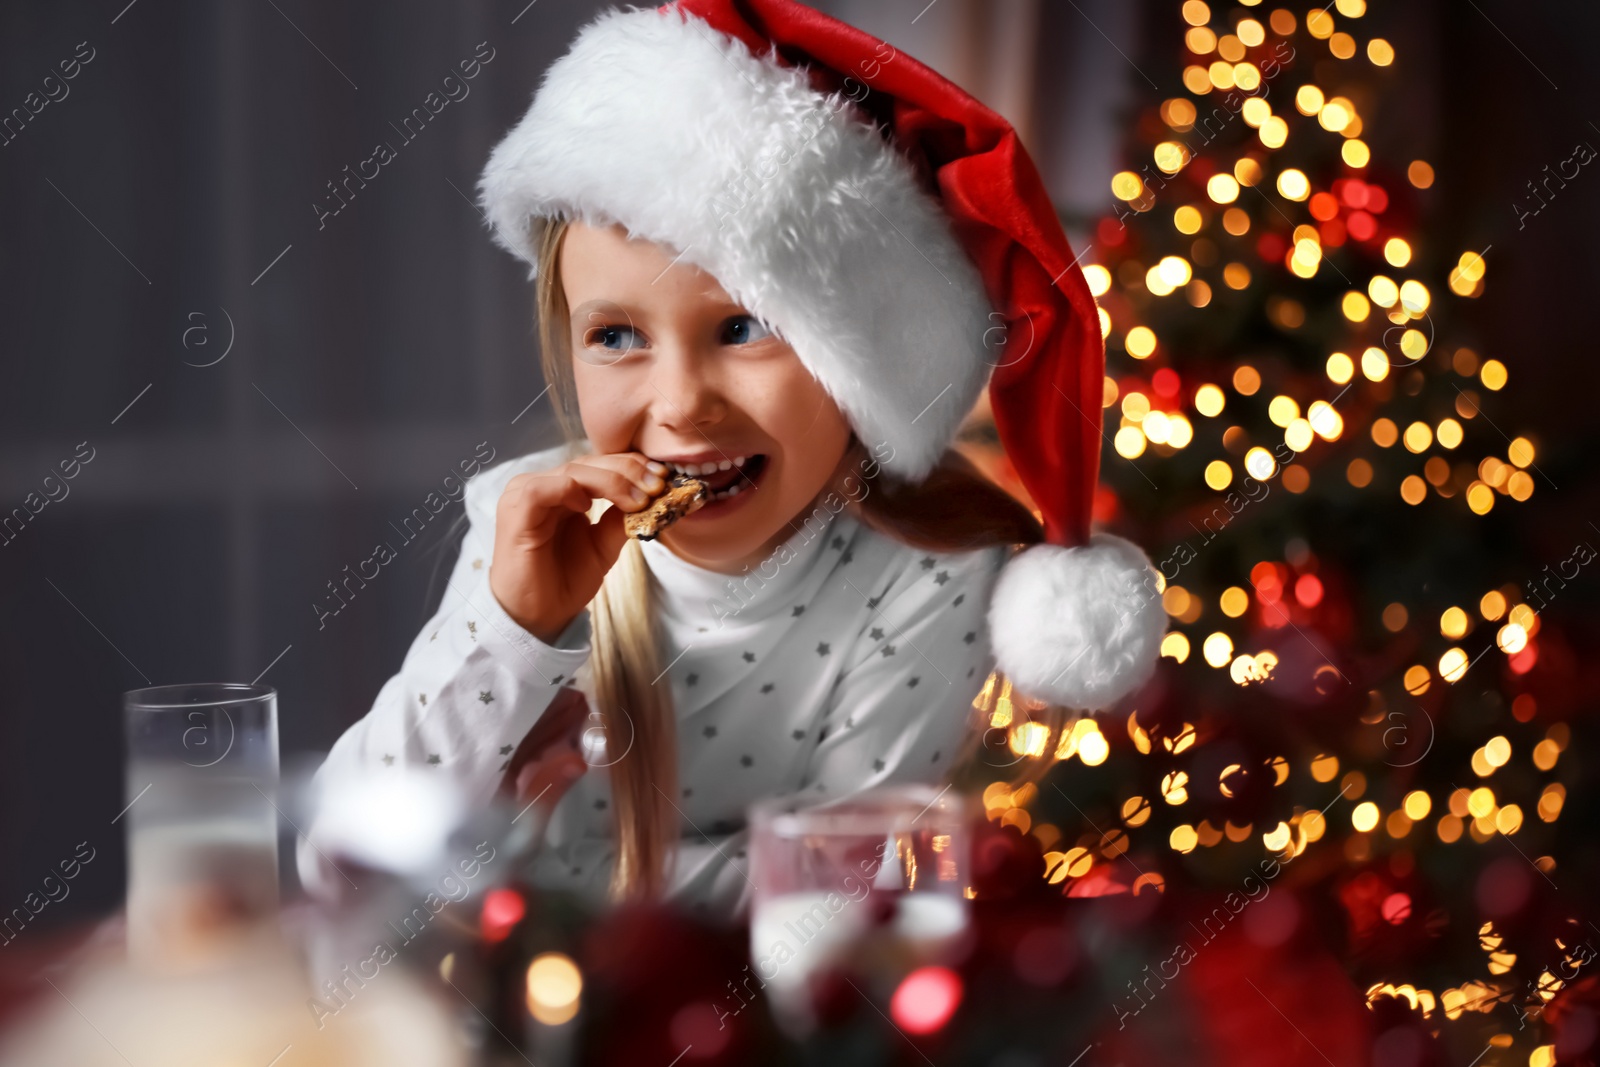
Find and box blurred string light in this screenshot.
[963,13,1563,1013]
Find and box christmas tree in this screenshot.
[956,1,1595,1062]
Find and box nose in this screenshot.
[648,340,726,431]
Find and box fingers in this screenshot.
[570,452,669,503]
[502,453,666,519]
[590,501,630,563]
[514,750,588,812]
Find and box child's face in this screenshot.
[561,220,854,574]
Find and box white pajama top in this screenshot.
[300,442,1010,919]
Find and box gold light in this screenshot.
[1083,264,1112,296]
[1158,255,1193,287]
[526,952,583,1024]
[1326,352,1354,383]
[1277,169,1311,201]
[1244,446,1276,480]
[1155,141,1191,174]
[1369,275,1400,307]
[1259,116,1288,149]
[1339,292,1370,324]
[1207,173,1241,204]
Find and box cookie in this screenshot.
[624,474,709,540]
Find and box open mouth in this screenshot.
[660,454,768,502]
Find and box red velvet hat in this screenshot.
[478,0,1166,709]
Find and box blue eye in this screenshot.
[724,315,771,345]
[586,325,644,351]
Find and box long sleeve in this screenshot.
[298,446,591,899]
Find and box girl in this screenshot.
[301,0,1163,916]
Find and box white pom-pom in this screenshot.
[987,533,1168,710]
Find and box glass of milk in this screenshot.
[122,683,281,967]
[747,784,975,1035]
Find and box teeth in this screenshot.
[665,455,752,477]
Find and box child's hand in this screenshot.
[502,686,592,818]
[489,452,667,644]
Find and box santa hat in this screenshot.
[477,0,1166,711]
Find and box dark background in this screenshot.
[1,0,1593,932]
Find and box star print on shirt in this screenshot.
[840,550,854,565]
[478,691,494,704]
[760,683,775,693]
[907,676,920,687]
[880,644,897,657]
[964,631,977,644]
[792,605,806,617]
[702,724,717,738]
[466,621,477,640]
[418,693,428,705]
[830,536,844,550]
[816,642,830,656]
[427,754,441,765]
[919,555,936,569]
[740,755,754,767]
[791,729,806,740]
[687,672,699,686]
[499,745,513,755]
[741,651,756,662]
[872,759,886,772]
[869,627,885,640]
[382,754,395,765]
[934,570,951,585]
[953,594,965,606]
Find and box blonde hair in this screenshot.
[533,217,1065,903]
